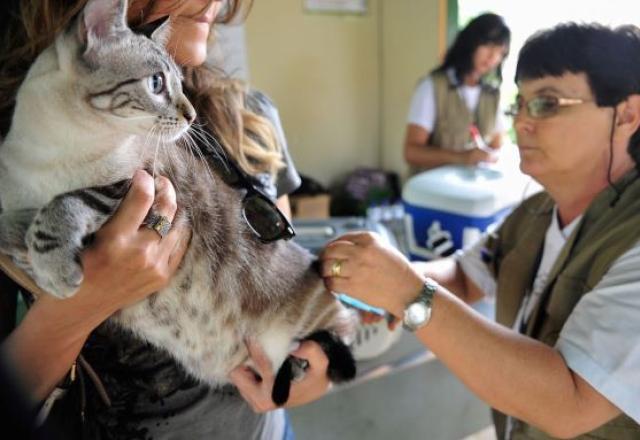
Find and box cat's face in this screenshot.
[74,0,195,142]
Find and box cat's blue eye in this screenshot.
[149,73,165,94]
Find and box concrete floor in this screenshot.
[290,354,494,440]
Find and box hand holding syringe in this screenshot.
[468,124,499,164]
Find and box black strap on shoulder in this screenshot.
[0,270,20,341]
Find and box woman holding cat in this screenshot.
[0,0,330,438]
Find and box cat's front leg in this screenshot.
[0,208,38,271]
[26,184,127,298]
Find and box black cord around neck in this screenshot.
[608,107,621,207]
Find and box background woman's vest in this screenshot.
[429,70,499,153]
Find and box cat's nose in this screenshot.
[182,107,196,124]
[178,100,196,124]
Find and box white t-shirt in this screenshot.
[512,209,581,331]
[407,69,506,136]
[456,209,640,425]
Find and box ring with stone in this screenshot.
[145,213,172,238]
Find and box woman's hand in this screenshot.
[76,169,190,321]
[320,232,424,318]
[36,169,190,331]
[229,340,331,412]
[463,147,497,166]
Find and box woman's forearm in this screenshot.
[2,291,113,403]
[408,287,619,437]
[404,142,468,170]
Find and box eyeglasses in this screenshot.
[210,153,296,243]
[505,95,592,119]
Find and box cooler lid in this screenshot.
[402,165,522,216]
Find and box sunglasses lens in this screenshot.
[243,195,287,241]
[529,96,559,118]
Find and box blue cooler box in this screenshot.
[403,165,522,261]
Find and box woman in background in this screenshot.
[404,12,510,173]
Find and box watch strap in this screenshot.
[415,278,436,306]
[402,278,437,331]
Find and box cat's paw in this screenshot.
[29,249,84,299]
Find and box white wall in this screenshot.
[244,0,443,186]
[380,0,441,178]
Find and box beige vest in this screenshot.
[430,70,499,153]
[485,170,640,440]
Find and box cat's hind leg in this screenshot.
[271,330,357,406]
[304,330,356,383]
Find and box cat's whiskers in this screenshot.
[188,127,228,181]
[177,134,196,175]
[189,124,229,165]
[181,130,216,185]
[159,130,181,186]
[179,133,201,177]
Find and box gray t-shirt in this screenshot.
[246,90,302,200]
[48,92,300,440]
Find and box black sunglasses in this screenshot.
[210,153,296,243]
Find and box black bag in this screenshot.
[330,168,400,217]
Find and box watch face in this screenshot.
[406,303,431,327]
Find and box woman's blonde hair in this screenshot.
[0,0,283,177]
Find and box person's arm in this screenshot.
[320,232,621,438]
[404,124,494,170]
[488,131,503,150]
[1,170,189,403]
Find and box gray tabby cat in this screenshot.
[0,0,356,403]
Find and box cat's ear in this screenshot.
[135,16,171,46]
[78,0,129,48]
[151,17,172,47]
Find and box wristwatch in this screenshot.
[402,278,437,332]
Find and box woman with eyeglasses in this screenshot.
[404,13,510,173]
[322,22,640,439]
[0,1,329,438]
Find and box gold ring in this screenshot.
[145,214,172,238]
[330,260,343,277]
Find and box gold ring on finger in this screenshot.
[330,259,343,277]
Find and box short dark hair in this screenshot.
[516,23,640,164]
[436,13,511,87]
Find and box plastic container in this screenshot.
[350,318,403,360]
[403,165,524,261]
